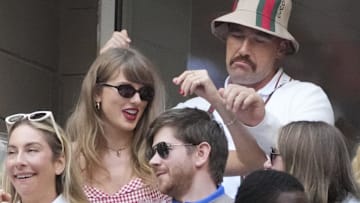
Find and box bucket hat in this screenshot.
[211,0,299,54]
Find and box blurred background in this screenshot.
[0,0,359,156]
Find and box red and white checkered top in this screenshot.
[84,177,171,203]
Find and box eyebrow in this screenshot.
[7,142,42,149]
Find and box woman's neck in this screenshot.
[102,123,133,149]
[22,192,58,203]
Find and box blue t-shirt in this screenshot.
[172,185,225,203]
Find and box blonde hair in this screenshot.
[278,121,360,203]
[3,119,87,203]
[66,48,165,184]
[352,146,360,186]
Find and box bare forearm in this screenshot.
[213,101,266,175]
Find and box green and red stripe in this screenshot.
[256,0,282,31]
[232,0,239,11]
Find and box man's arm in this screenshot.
[173,70,266,175]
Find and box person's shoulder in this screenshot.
[285,79,325,90]
[279,79,328,96]
[173,96,211,111]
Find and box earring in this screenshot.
[95,102,101,110]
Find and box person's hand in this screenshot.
[219,84,265,126]
[100,29,131,54]
[173,70,220,104]
[0,189,11,202]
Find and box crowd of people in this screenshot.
[0,0,359,202]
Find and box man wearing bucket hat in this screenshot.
[173,0,334,198]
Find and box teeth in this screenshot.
[16,174,33,179]
[125,109,137,115]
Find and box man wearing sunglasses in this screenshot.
[146,108,233,203]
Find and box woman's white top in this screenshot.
[52,194,68,203]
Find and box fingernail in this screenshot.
[179,89,184,95]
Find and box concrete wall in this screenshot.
[58,0,98,124]
[0,1,60,132]
[0,0,98,132]
[121,0,192,107]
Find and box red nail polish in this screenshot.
[179,89,184,95]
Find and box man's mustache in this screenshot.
[230,56,256,71]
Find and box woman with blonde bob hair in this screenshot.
[2,111,87,203]
[66,47,168,202]
[268,121,360,203]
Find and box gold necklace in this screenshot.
[106,145,128,157]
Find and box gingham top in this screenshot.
[83,177,171,203]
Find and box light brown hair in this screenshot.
[278,121,360,203]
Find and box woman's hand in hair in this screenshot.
[100,29,131,54]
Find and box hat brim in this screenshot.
[211,9,299,54]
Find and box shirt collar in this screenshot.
[172,185,225,203]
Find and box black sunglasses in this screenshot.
[270,147,281,164]
[147,141,195,160]
[100,83,154,102]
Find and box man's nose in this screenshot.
[149,152,161,166]
[237,38,252,56]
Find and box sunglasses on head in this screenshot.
[270,147,281,164]
[147,141,195,160]
[100,83,154,102]
[5,111,64,152]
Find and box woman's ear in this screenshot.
[94,85,102,101]
[194,142,211,167]
[94,96,101,104]
[54,154,66,175]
